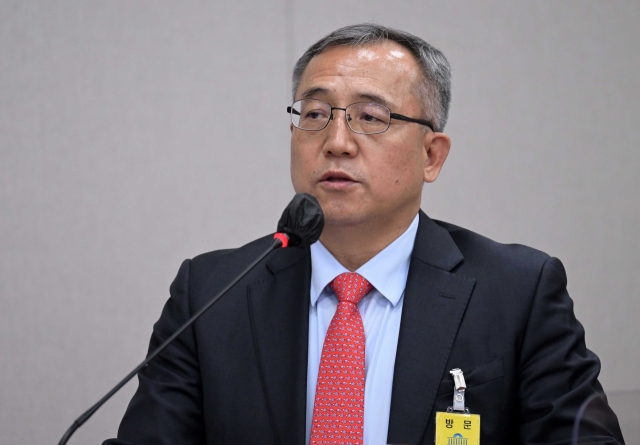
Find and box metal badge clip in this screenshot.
[447,368,470,414]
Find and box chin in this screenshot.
[308,192,372,227]
[322,207,368,228]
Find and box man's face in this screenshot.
[290,41,449,231]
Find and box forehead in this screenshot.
[296,40,422,107]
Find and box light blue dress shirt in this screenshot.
[306,214,420,445]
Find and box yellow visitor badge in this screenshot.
[435,368,481,445]
[435,411,480,445]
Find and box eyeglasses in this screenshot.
[287,99,434,135]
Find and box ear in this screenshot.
[290,123,294,133]
[423,131,451,183]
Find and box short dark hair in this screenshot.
[292,23,452,132]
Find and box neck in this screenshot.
[319,211,419,271]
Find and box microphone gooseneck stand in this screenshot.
[58,236,284,445]
[58,192,324,445]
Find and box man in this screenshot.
[106,24,624,444]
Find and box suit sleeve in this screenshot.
[103,259,206,445]
[517,257,624,444]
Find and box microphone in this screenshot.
[58,193,324,445]
[276,192,325,247]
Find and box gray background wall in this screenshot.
[1,1,638,443]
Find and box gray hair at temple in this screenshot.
[291,23,452,132]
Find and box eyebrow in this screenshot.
[299,87,329,99]
[298,88,395,109]
[357,93,393,109]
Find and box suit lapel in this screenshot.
[247,246,311,445]
[387,212,476,445]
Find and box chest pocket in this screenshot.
[436,356,504,397]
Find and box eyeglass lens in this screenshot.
[290,99,391,134]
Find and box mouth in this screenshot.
[317,170,359,190]
[319,171,357,183]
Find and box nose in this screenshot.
[322,109,358,158]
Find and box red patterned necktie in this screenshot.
[310,272,373,445]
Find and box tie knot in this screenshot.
[330,272,373,305]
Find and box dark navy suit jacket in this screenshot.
[105,211,624,444]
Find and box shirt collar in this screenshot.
[309,213,419,307]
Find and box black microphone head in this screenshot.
[276,193,324,248]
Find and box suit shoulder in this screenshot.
[433,219,551,273]
[189,233,275,272]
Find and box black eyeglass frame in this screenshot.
[287,99,435,134]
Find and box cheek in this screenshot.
[290,147,305,190]
[290,142,318,192]
[378,144,424,187]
